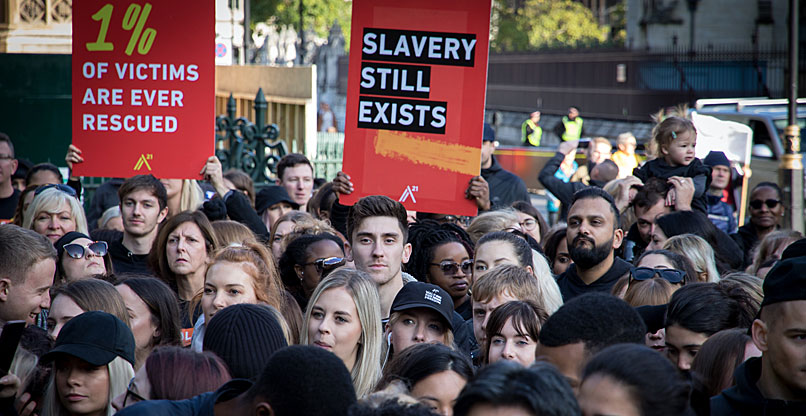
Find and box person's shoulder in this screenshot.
[115,399,195,416]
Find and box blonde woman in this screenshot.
[40,311,136,416]
[466,208,521,244]
[302,268,383,398]
[746,230,801,276]
[23,186,88,243]
[662,234,720,283]
[160,179,205,218]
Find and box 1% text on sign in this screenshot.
[86,2,157,56]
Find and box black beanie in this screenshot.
[203,304,288,380]
[256,345,356,416]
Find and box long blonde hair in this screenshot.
[663,234,720,283]
[179,180,205,212]
[22,187,88,235]
[301,268,382,398]
[42,356,134,416]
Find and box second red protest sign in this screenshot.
[72,0,213,179]
[341,0,492,216]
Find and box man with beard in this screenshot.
[556,187,629,301]
[539,140,619,222]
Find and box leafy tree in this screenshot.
[491,0,611,52]
[252,0,352,49]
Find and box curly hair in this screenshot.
[405,220,474,283]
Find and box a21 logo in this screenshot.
[133,153,153,171]
[399,185,418,203]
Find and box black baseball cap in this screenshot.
[482,123,495,142]
[760,257,806,308]
[391,282,455,331]
[255,185,299,214]
[41,311,136,366]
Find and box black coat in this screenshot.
[711,357,806,416]
[481,155,530,210]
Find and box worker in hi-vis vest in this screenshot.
[553,106,584,141]
[521,111,542,146]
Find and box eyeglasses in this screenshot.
[519,218,537,231]
[63,241,108,259]
[430,259,474,275]
[630,267,685,284]
[749,199,781,210]
[0,155,14,161]
[304,257,346,276]
[122,377,147,407]
[34,183,77,197]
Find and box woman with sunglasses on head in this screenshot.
[664,281,757,372]
[279,232,346,310]
[617,249,696,354]
[41,311,136,416]
[621,249,698,305]
[407,222,475,320]
[54,232,113,284]
[190,242,286,351]
[731,182,785,268]
[23,185,88,244]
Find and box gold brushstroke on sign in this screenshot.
[373,130,479,175]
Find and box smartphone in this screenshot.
[0,320,25,376]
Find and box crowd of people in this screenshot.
[0,111,804,416]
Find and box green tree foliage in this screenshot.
[252,0,352,49]
[491,0,611,52]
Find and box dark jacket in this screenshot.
[102,232,151,275]
[538,152,587,221]
[711,357,806,415]
[707,194,738,234]
[481,155,530,210]
[633,158,711,215]
[731,223,767,269]
[556,257,632,301]
[222,190,270,242]
[116,379,253,416]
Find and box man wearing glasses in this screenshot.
[0,133,20,223]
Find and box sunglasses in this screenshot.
[630,267,685,284]
[430,259,474,275]
[63,241,108,259]
[34,183,77,197]
[304,257,346,276]
[749,199,781,210]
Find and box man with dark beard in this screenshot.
[556,187,630,300]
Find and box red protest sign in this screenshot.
[72,0,213,179]
[341,0,492,216]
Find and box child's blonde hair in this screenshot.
[650,116,696,159]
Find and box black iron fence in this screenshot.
[215,89,288,184]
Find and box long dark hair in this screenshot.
[583,344,694,416]
[377,343,473,391]
[114,275,182,347]
[666,282,758,335]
